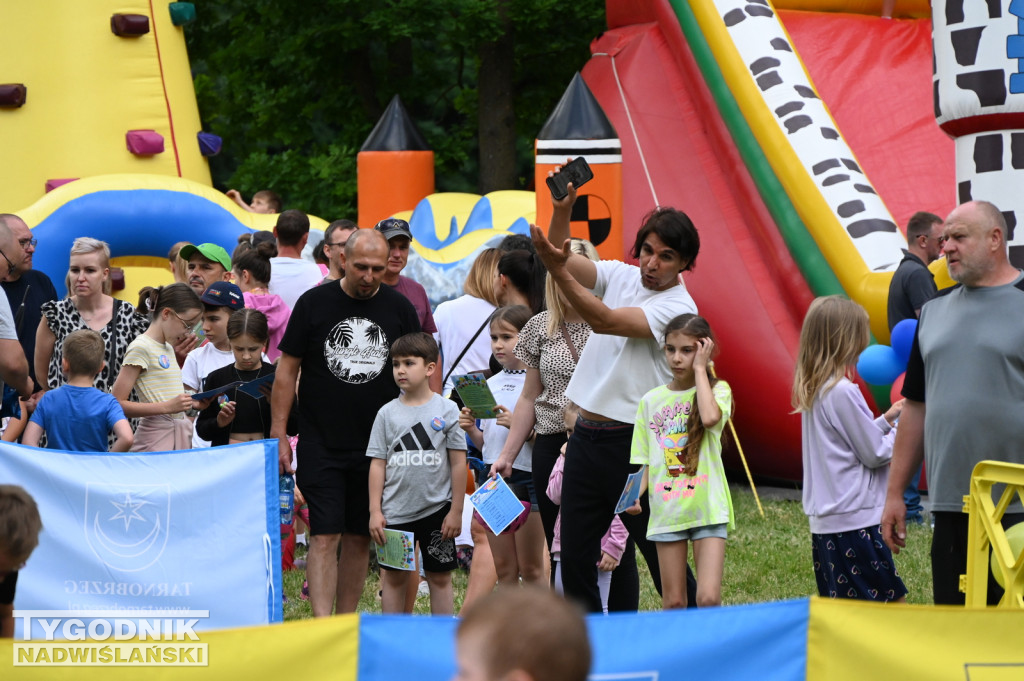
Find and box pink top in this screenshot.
[243,291,290,362]
[547,454,627,560]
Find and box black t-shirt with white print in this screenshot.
[279,280,420,449]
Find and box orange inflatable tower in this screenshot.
[535,73,623,261]
[357,95,434,226]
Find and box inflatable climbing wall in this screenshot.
[0,1,214,210]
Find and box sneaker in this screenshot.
[417,580,430,598]
[300,580,309,601]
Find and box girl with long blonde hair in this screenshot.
[792,296,907,603]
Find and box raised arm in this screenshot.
[532,223,655,339]
[270,353,301,474]
[544,168,598,288]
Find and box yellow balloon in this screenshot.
[990,522,1024,589]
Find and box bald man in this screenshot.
[0,222,34,405]
[271,228,419,617]
[881,200,1024,605]
[0,214,57,394]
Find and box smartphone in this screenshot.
[546,157,594,200]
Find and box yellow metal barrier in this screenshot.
[962,460,1024,607]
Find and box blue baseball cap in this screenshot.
[200,281,244,311]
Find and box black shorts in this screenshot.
[296,440,371,537]
[382,503,457,573]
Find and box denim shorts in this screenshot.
[649,523,728,543]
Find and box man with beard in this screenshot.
[0,214,57,395]
[0,222,34,405]
[882,200,1024,605]
[271,228,419,616]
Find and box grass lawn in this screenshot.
[283,483,934,620]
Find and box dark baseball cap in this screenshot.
[200,281,244,311]
[374,218,413,243]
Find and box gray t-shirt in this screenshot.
[903,272,1024,512]
[367,393,466,524]
[0,296,18,396]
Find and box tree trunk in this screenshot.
[477,0,516,193]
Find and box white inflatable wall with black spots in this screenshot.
[933,0,1024,266]
[714,0,905,273]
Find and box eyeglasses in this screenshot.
[325,241,348,248]
[0,248,15,277]
[18,237,37,248]
[172,310,202,332]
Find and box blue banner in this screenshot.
[358,599,808,681]
[0,440,281,637]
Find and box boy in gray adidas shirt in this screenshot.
[368,332,467,615]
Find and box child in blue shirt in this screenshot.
[23,329,132,452]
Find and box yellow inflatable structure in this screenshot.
[0,1,211,211]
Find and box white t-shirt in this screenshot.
[433,294,496,396]
[0,296,18,396]
[480,369,532,471]
[564,260,697,423]
[182,343,235,449]
[269,257,324,310]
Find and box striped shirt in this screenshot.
[123,335,184,417]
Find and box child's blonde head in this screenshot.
[456,586,590,681]
[792,296,870,412]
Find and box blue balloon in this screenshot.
[857,345,904,385]
[890,318,917,365]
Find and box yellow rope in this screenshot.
[712,364,764,518]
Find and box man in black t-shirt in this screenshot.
[0,214,57,394]
[885,210,943,525]
[887,211,943,331]
[271,229,419,617]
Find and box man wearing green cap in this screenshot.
[179,243,233,297]
[176,243,233,359]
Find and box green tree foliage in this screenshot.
[186,0,605,220]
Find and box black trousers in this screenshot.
[531,432,567,553]
[560,418,696,612]
[932,511,1024,605]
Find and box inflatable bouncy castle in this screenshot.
[10,0,1024,482]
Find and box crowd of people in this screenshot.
[2,169,1023,640]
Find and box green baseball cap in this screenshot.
[178,243,232,271]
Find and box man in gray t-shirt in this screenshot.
[882,200,1024,605]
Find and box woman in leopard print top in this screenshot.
[34,238,149,397]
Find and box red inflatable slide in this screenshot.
[581,1,953,481]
